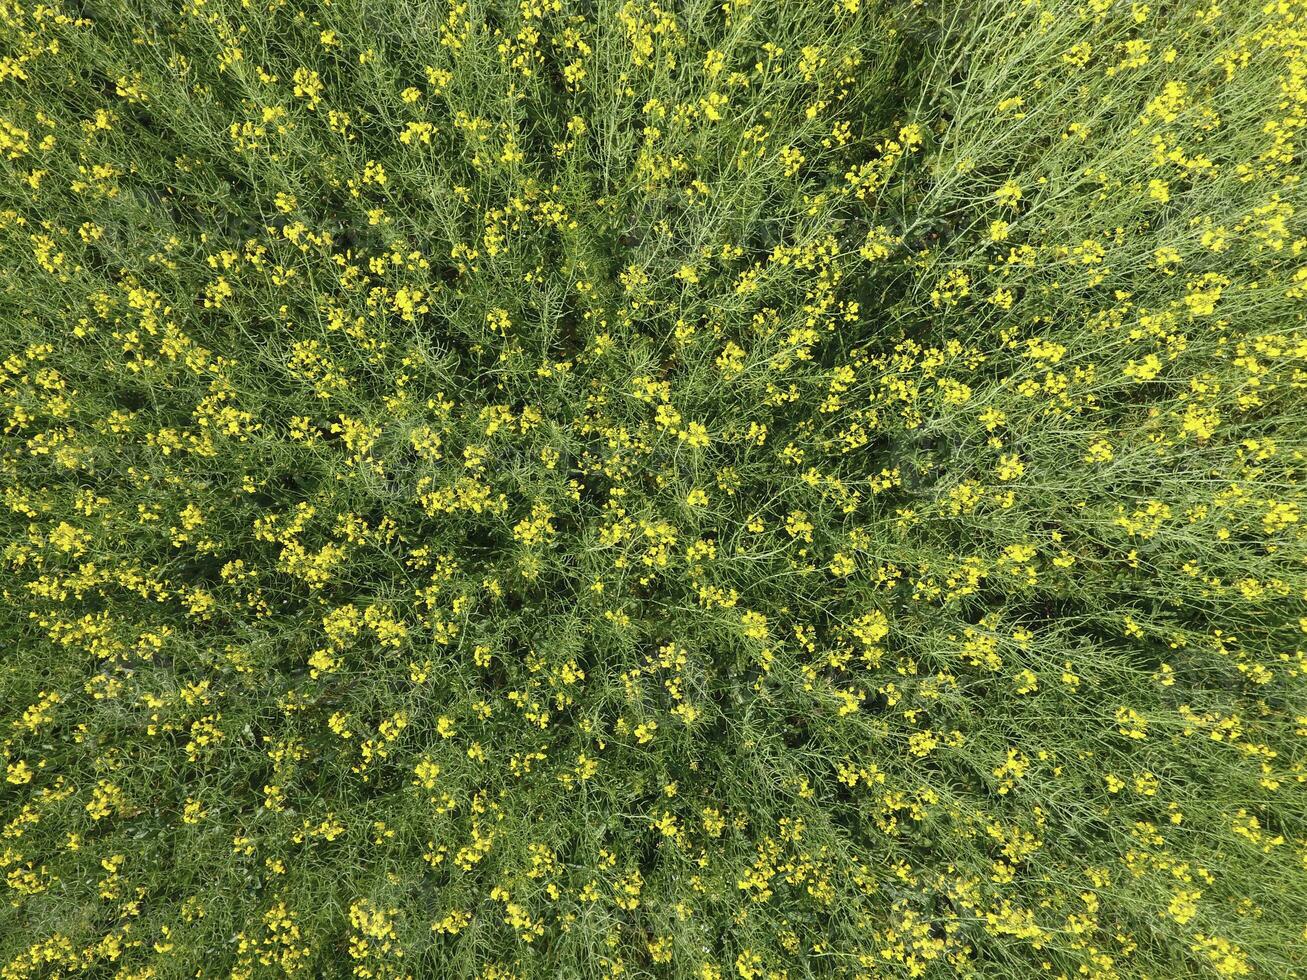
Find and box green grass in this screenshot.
[1,0,1305,977]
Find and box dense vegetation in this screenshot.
[1,0,1305,976]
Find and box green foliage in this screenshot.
[1,0,1305,977]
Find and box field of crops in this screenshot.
[1,0,1305,976]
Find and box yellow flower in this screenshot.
[995,180,1022,207]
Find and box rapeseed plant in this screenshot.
[0,0,1305,977]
